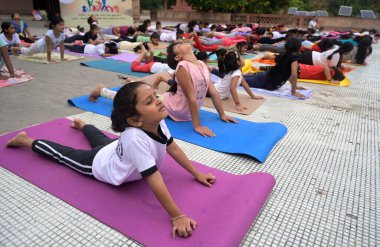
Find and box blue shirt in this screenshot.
[11,20,28,36]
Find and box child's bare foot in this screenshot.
[6,131,33,148]
[11,47,20,55]
[71,118,86,130]
[89,84,104,102]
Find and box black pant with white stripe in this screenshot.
[31,125,116,177]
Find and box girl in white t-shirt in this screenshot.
[12,17,66,63]
[0,22,20,52]
[214,51,263,112]
[6,81,215,238]
[65,41,119,57]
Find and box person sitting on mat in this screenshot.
[12,16,67,63]
[10,13,35,43]
[0,22,21,53]
[213,51,263,112]
[243,37,306,98]
[7,82,215,238]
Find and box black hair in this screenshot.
[105,42,118,54]
[176,28,184,35]
[142,19,151,26]
[331,67,345,81]
[355,37,372,65]
[317,39,334,52]
[77,26,85,32]
[340,34,350,40]
[210,25,217,31]
[187,20,197,32]
[49,16,64,29]
[284,37,302,53]
[255,27,266,35]
[195,51,208,62]
[87,15,96,25]
[166,43,181,94]
[166,43,179,70]
[223,51,241,74]
[369,29,377,34]
[111,81,147,132]
[327,42,353,60]
[1,22,12,34]
[236,41,248,53]
[150,32,160,40]
[133,44,142,53]
[275,37,302,64]
[127,27,136,36]
[90,23,98,31]
[210,48,227,75]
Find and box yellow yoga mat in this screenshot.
[298,77,351,87]
[16,52,84,64]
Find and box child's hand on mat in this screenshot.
[195,173,216,187]
[235,104,247,112]
[292,91,305,99]
[172,216,197,238]
[220,114,238,124]
[296,85,306,90]
[61,58,68,61]
[251,95,264,100]
[47,60,57,64]
[195,125,215,137]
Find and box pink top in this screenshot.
[163,60,210,121]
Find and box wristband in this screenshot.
[171,214,185,221]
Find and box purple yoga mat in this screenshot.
[107,52,139,62]
[0,118,276,247]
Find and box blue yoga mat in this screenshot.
[68,90,287,162]
[81,59,149,77]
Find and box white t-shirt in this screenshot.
[308,20,317,29]
[84,43,105,56]
[271,31,286,39]
[0,33,20,47]
[312,48,339,67]
[160,32,176,42]
[151,62,175,75]
[214,69,243,99]
[35,29,65,52]
[92,120,173,186]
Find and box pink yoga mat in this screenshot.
[0,118,275,247]
[107,52,139,62]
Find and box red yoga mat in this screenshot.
[0,118,276,247]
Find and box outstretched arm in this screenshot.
[289,61,304,98]
[167,141,215,186]
[1,46,16,77]
[208,82,238,123]
[45,35,54,62]
[176,66,214,137]
[145,170,197,238]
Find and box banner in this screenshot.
[59,0,133,28]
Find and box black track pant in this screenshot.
[32,125,116,176]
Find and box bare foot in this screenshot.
[11,47,20,56]
[0,74,9,80]
[89,84,104,102]
[6,131,33,148]
[71,118,86,130]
